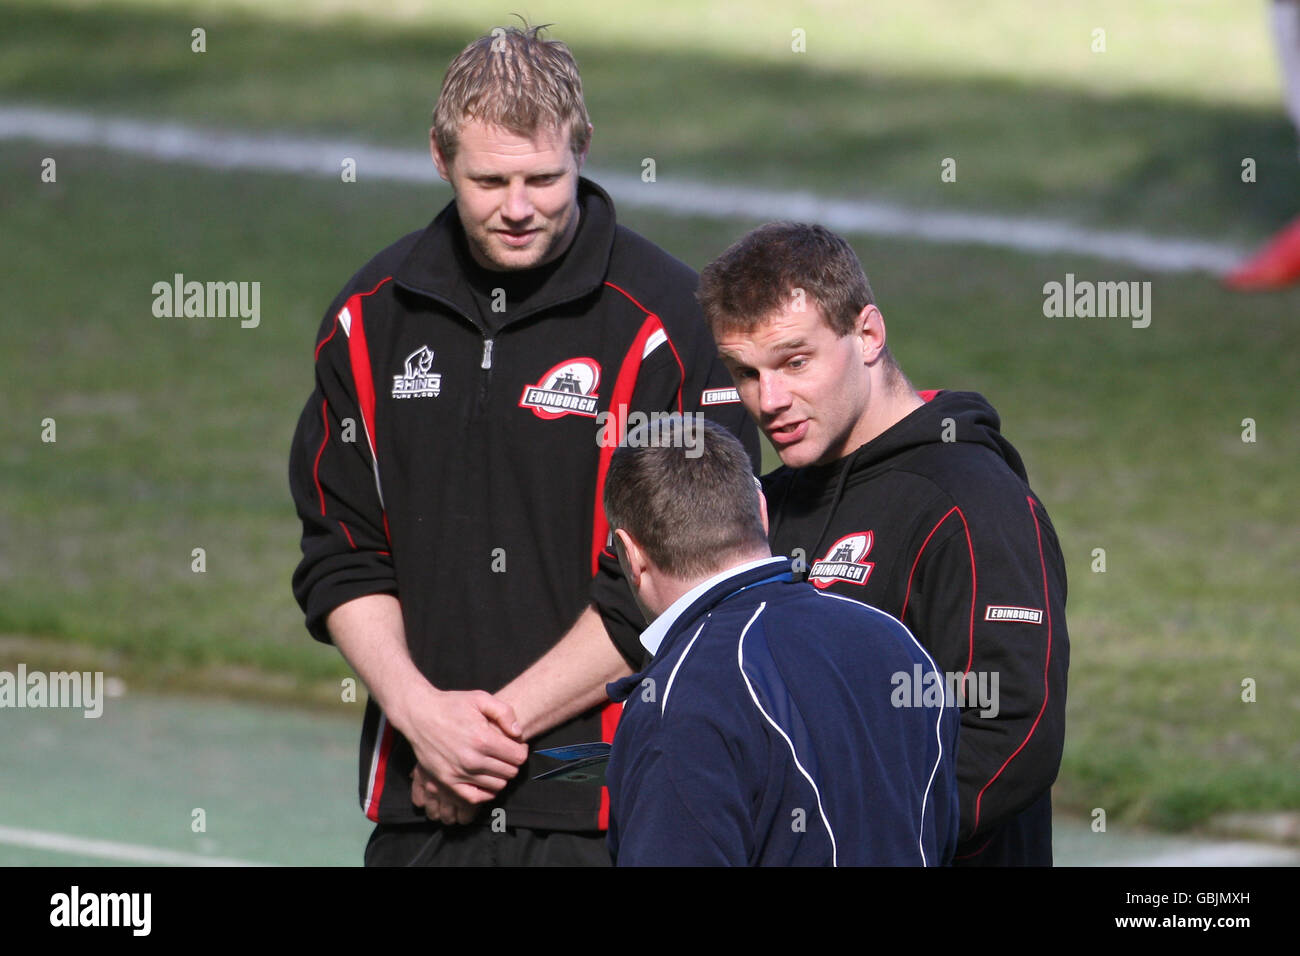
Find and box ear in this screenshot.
[613,528,647,588]
[757,486,770,537]
[430,128,451,183]
[576,123,593,170]
[857,304,887,365]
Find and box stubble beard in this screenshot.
[463,199,581,273]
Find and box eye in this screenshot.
[787,357,808,371]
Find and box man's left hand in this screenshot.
[411,764,481,826]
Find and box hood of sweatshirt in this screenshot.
[765,390,1027,552]
[863,389,1025,479]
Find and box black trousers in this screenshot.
[364,821,612,867]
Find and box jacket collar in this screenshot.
[607,556,794,703]
[392,176,617,326]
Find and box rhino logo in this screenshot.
[392,345,442,399]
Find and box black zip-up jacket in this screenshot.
[763,390,1069,865]
[289,178,756,830]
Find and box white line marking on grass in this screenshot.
[1121,842,1300,867]
[0,104,1245,274]
[0,824,274,867]
[0,105,438,179]
[631,184,1246,275]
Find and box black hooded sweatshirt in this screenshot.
[289,179,757,831]
[763,389,1069,866]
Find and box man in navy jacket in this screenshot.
[603,417,959,865]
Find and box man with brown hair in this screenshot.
[289,23,755,865]
[697,222,1069,866]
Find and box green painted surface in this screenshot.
[2,691,1295,866]
[0,691,371,866]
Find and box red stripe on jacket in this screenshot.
[969,498,1055,834]
[591,288,684,830]
[900,505,977,672]
[336,277,397,815]
[365,718,396,823]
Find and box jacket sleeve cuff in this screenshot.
[301,577,399,645]
[590,571,649,669]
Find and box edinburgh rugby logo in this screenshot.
[392,345,442,399]
[519,358,602,419]
[808,531,875,588]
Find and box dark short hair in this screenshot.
[697,221,876,338]
[603,416,767,579]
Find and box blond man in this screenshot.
[289,24,756,865]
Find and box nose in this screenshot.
[758,370,791,417]
[502,179,533,223]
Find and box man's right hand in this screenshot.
[395,683,530,804]
[325,595,530,805]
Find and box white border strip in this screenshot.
[660,620,708,714]
[736,602,839,866]
[817,589,945,865]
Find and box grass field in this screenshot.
[4,0,1299,239]
[2,0,1298,835]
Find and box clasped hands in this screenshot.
[404,686,529,827]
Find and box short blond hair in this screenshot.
[433,23,591,165]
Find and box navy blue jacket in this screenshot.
[605,557,960,866]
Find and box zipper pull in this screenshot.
[481,338,494,370]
